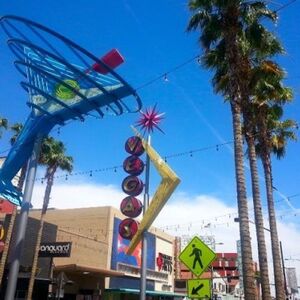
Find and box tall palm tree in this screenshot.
[240,61,293,300]
[187,1,281,298]
[26,137,73,300]
[0,123,27,288]
[256,104,296,300]
[243,111,272,300]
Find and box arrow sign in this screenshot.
[187,279,211,299]
[192,283,204,295]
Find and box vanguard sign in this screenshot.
[39,242,72,257]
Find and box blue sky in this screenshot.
[1,0,300,285]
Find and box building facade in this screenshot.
[28,206,182,300]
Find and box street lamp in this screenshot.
[234,217,270,232]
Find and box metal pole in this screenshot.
[280,241,288,297]
[140,135,151,300]
[211,266,214,300]
[5,135,42,300]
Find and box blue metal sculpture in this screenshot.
[0,15,142,206]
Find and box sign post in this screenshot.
[5,135,43,300]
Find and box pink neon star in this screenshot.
[136,105,164,134]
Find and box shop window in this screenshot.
[175,280,186,289]
[15,290,27,299]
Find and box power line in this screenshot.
[275,0,298,12]
[135,55,200,91]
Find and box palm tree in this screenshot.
[255,104,296,300]
[26,137,73,300]
[243,112,272,300]
[0,117,8,138]
[240,61,293,300]
[187,1,281,298]
[0,123,27,289]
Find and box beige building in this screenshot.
[30,206,183,300]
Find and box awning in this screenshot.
[105,288,187,297]
[54,264,125,277]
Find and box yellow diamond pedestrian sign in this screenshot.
[187,279,211,299]
[179,236,216,277]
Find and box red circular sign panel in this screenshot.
[123,155,144,176]
[118,218,139,240]
[125,136,144,156]
[122,176,144,196]
[120,196,143,218]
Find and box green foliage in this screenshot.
[10,123,23,145]
[40,136,73,177]
[0,117,8,138]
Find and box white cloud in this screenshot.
[32,181,123,209]
[31,181,300,292]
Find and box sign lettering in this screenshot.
[122,175,144,196]
[156,252,173,274]
[123,155,144,176]
[39,242,72,257]
[119,218,139,240]
[125,136,144,156]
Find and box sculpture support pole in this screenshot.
[5,135,42,300]
[140,135,150,300]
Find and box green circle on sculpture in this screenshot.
[54,79,80,100]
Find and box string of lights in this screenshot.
[158,195,300,233]
[43,205,299,238]
[35,139,233,181]
[160,208,300,234]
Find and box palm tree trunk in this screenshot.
[0,165,27,288]
[26,168,55,300]
[0,208,17,288]
[230,102,257,300]
[246,133,271,300]
[222,6,257,297]
[262,152,285,300]
[26,216,45,300]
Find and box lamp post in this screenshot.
[135,106,164,300]
[140,135,150,300]
[234,217,289,299]
[280,241,288,297]
[211,242,224,300]
[5,135,43,300]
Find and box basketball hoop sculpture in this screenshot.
[0,15,142,205]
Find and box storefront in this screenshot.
[28,206,186,300]
[104,288,186,300]
[0,212,56,299]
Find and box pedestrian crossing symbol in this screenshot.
[187,279,211,299]
[179,236,216,277]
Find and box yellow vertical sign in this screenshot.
[126,127,181,255]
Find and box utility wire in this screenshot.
[275,0,298,12]
[135,55,200,91]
